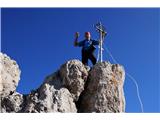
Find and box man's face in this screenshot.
[85,33,91,40]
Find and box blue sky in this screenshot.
[1,8,160,113]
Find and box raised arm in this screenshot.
[74,32,79,46]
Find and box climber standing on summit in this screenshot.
[74,32,99,65]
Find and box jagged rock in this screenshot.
[22,71,77,113]
[24,84,77,113]
[0,53,125,113]
[1,92,23,113]
[0,53,21,95]
[59,60,88,101]
[43,71,63,90]
[78,62,125,112]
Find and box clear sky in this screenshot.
[1,8,160,113]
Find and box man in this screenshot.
[74,32,99,65]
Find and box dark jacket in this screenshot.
[77,39,99,51]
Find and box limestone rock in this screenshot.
[78,62,125,113]
[24,84,77,113]
[0,53,21,95]
[1,92,24,113]
[0,53,126,113]
[59,60,88,101]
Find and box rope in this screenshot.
[103,44,118,64]
[126,72,144,112]
[103,43,144,113]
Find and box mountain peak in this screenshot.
[0,53,125,113]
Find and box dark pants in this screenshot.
[82,49,97,65]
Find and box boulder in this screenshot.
[78,62,125,113]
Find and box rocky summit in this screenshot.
[0,53,125,113]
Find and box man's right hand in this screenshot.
[74,32,79,46]
[75,32,79,39]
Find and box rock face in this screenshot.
[0,53,125,113]
[78,62,125,112]
[1,92,24,112]
[59,60,88,101]
[24,86,77,113]
[0,53,21,95]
